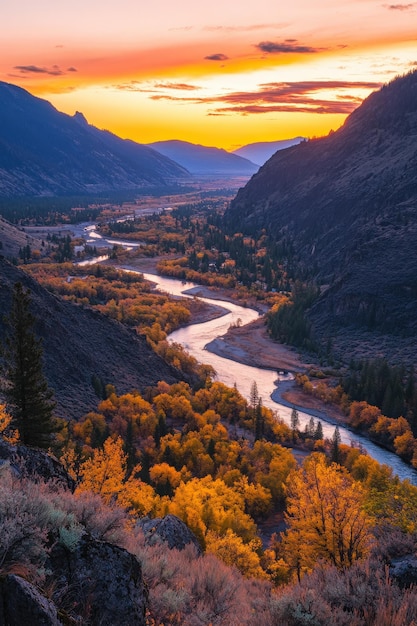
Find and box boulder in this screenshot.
[390,554,417,588]
[0,438,74,491]
[48,534,147,625]
[0,574,61,626]
[137,514,202,554]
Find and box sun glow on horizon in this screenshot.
[1,1,416,149]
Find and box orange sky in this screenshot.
[1,1,416,149]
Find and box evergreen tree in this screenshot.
[331,426,342,464]
[314,420,324,440]
[3,282,57,449]
[290,407,300,442]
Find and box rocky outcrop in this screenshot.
[137,514,202,554]
[47,534,147,625]
[0,438,75,491]
[390,554,417,588]
[0,575,61,626]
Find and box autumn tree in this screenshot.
[77,436,157,515]
[280,454,371,580]
[2,283,58,449]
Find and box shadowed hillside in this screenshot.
[0,82,190,197]
[0,258,181,420]
[225,71,417,364]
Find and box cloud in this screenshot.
[13,64,75,76]
[147,79,380,116]
[153,82,200,90]
[204,53,229,61]
[384,3,415,9]
[203,23,288,32]
[255,40,322,54]
[113,80,200,93]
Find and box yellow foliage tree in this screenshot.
[166,475,257,548]
[281,454,371,580]
[0,403,19,444]
[205,529,267,579]
[77,436,158,515]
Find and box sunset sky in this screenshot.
[1,1,416,150]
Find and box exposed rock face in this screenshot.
[137,514,202,554]
[390,555,417,588]
[0,575,61,626]
[0,438,75,491]
[47,534,147,625]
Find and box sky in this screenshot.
[1,1,416,150]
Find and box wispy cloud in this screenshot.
[113,80,200,93]
[204,23,288,32]
[204,53,229,61]
[255,40,323,54]
[153,81,201,90]
[384,3,415,9]
[148,80,381,116]
[13,64,77,76]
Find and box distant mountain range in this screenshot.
[147,140,258,176]
[0,82,190,197]
[233,137,305,166]
[225,70,417,365]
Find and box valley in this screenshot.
[2,69,417,624]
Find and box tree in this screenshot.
[3,283,57,449]
[314,420,324,440]
[331,425,341,464]
[281,454,371,580]
[290,407,300,442]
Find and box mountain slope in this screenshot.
[0,82,190,197]
[225,71,417,363]
[0,258,181,420]
[147,140,258,175]
[233,137,304,166]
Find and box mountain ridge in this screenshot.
[233,137,305,165]
[147,139,258,175]
[225,70,417,364]
[0,81,190,197]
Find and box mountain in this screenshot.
[233,137,305,166]
[225,71,417,364]
[0,216,44,259]
[147,140,258,176]
[0,82,190,197]
[0,258,182,420]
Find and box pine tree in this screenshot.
[331,426,342,464]
[3,282,57,449]
[290,407,300,442]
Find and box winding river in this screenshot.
[73,219,417,484]
[133,271,417,485]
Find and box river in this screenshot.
[72,219,417,484]
[122,270,416,484]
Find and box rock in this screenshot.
[0,574,61,626]
[137,514,202,554]
[390,554,417,588]
[0,438,75,491]
[48,534,147,625]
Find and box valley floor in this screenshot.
[107,255,349,428]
